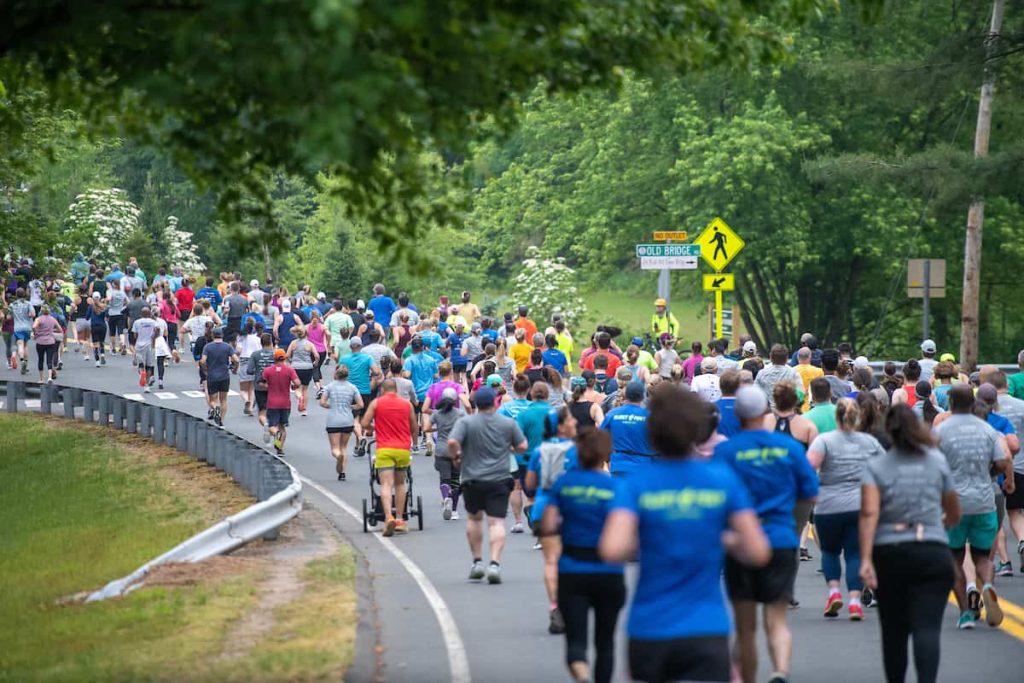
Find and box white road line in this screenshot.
[301,477,471,683]
[227,390,240,396]
[123,393,145,401]
[155,392,177,400]
[25,399,40,408]
[182,391,206,398]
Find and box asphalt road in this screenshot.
[9,348,1024,682]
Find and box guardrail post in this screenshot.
[178,415,191,453]
[151,407,165,444]
[164,411,176,446]
[242,449,257,496]
[82,391,96,422]
[63,387,75,418]
[5,382,18,413]
[69,386,83,409]
[96,394,110,427]
[125,400,138,433]
[47,384,60,415]
[40,383,52,413]
[138,404,151,438]
[111,396,125,430]
[189,419,201,457]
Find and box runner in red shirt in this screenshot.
[361,379,418,536]
[263,348,300,454]
[175,278,196,346]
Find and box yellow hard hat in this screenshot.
[654,298,667,307]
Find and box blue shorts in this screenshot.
[947,511,998,552]
[13,330,31,343]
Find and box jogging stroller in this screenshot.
[361,438,424,533]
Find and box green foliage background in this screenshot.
[1,0,1023,360]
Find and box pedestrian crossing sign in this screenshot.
[695,217,744,272]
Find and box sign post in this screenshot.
[696,218,744,339]
[647,232,689,307]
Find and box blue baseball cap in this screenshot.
[474,386,497,409]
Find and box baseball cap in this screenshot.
[700,356,718,372]
[317,291,326,300]
[250,279,259,287]
[940,352,956,363]
[734,386,770,420]
[356,299,365,310]
[471,322,482,332]
[853,355,869,368]
[486,373,503,387]
[349,337,363,348]
[281,299,291,312]
[570,376,587,390]
[742,340,757,354]
[625,381,645,402]
[654,298,667,307]
[273,348,286,360]
[212,327,224,338]
[441,386,458,402]
[977,383,998,405]
[630,336,643,347]
[474,386,497,409]
[921,339,937,353]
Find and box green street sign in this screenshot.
[635,243,701,258]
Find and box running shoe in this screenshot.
[788,598,800,609]
[394,520,408,534]
[548,607,566,634]
[272,436,283,452]
[214,407,223,426]
[967,587,981,619]
[243,402,252,416]
[468,560,485,581]
[262,424,272,444]
[315,388,324,400]
[144,385,151,394]
[486,562,502,584]
[442,498,453,521]
[354,438,366,457]
[957,611,977,630]
[510,522,524,534]
[100,354,106,365]
[120,347,127,356]
[450,511,460,520]
[382,519,396,537]
[533,541,542,550]
[57,360,63,370]
[20,358,27,375]
[982,584,1004,626]
[849,603,864,621]
[823,592,844,618]
[861,587,875,608]
[767,675,788,683]
[799,547,812,562]
[95,360,101,368]
[424,438,434,457]
[996,561,1013,577]
[1018,541,1024,573]
[208,407,216,421]
[158,381,164,390]
[337,472,346,481]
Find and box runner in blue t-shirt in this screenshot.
[541,428,622,683]
[542,334,569,376]
[498,374,533,533]
[713,387,819,683]
[524,405,578,636]
[600,382,654,475]
[600,386,769,683]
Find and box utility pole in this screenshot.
[960,0,1004,372]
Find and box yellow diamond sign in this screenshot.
[695,217,744,272]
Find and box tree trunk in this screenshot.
[960,0,1004,372]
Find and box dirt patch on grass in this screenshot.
[145,556,264,587]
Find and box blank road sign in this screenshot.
[907,259,946,298]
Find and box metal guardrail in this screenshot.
[866,361,1018,374]
[0,379,302,601]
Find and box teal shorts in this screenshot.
[947,511,998,552]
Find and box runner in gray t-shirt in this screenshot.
[447,386,526,584]
[933,385,1013,629]
[320,368,364,481]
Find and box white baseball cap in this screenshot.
[742,340,757,354]
[281,299,291,312]
[921,339,937,354]
[250,279,259,287]
[316,291,326,300]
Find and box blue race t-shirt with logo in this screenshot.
[613,459,752,640]
[600,403,654,475]
[715,397,740,437]
[542,348,569,375]
[550,468,624,574]
[713,430,818,548]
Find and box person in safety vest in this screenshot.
[650,298,679,338]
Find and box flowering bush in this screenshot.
[63,188,140,265]
[511,246,586,327]
[163,215,205,274]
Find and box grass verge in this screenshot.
[0,414,356,682]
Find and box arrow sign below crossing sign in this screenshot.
[703,273,735,291]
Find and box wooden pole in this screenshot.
[960,0,1004,372]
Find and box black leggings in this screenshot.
[873,542,954,683]
[166,321,178,349]
[557,571,625,683]
[37,343,58,371]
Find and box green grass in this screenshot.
[0,415,356,682]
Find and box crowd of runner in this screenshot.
[4,254,1024,683]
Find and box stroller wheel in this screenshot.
[417,495,424,531]
[361,498,369,533]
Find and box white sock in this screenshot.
[967,582,977,593]
[829,587,841,596]
[850,597,861,606]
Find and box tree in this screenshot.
[1,0,882,264]
[162,215,205,275]
[62,188,140,265]
[512,247,587,328]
